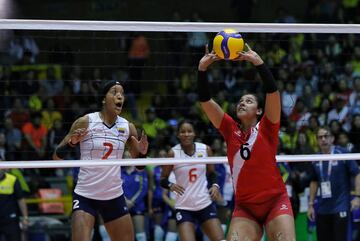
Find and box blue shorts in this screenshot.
[175,203,218,225]
[72,192,129,223]
[152,198,165,213]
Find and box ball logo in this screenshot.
[176,212,183,221]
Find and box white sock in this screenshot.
[221,224,227,234]
[154,225,165,241]
[99,225,111,241]
[165,231,178,241]
[136,232,147,241]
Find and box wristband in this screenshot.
[212,183,220,189]
[197,71,212,102]
[55,142,75,159]
[207,172,217,186]
[256,64,278,93]
[160,178,174,190]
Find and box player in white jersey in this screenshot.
[53,80,148,241]
[160,120,224,241]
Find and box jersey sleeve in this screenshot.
[309,164,319,182]
[218,113,236,141]
[13,179,24,200]
[346,160,360,176]
[259,115,280,140]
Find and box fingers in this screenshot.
[171,184,185,195]
[245,43,252,51]
[141,132,148,142]
[130,135,138,142]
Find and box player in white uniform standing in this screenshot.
[160,120,224,241]
[53,80,148,241]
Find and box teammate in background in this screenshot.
[307,126,360,241]
[148,149,168,241]
[160,120,224,241]
[162,171,179,241]
[53,80,148,241]
[122,165,149,241]
[197,44,295,241]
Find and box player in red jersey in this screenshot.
[197,44,295,241]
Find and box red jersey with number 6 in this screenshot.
[219,113,286,203]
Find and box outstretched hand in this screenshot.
[198,44,221,71]
[233,43,264,66]
[69,128,88,145]
[131,131,149,155]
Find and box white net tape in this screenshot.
[0,153,359,169]
[0,19,360,33]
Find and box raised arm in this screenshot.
[197,46,224,129]
[237,44,281,123]
[53,115,89,160]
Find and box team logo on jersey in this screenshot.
[118,127,126,134]
[280,204,288,210]
[234,131,242,137]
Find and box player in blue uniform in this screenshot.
[122,166,149,241]
[148,163,166,241]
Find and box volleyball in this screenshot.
[213,29,244,60]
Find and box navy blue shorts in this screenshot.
[152,198,165,213]
[72,192,129,223]
[175,203,218,225]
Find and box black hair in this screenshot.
[98,80,122,105]
[237,93,265,121]
[176,119,195,133]
[317,126,333,136]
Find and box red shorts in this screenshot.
[232,192,293,226]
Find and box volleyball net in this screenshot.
[1,19,360,241]
[0,20,360,167]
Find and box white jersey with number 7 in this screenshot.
[75,112,129,200]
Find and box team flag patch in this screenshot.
[118,127,126,134]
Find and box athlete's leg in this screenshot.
[201,218,225,241]
[72,210,95,241]
[178,222,197,241]
[227,217,263,241]
[165,217,178,241]
[132,214,147,241]
[104,214,135,241]
[265,215,295,241]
